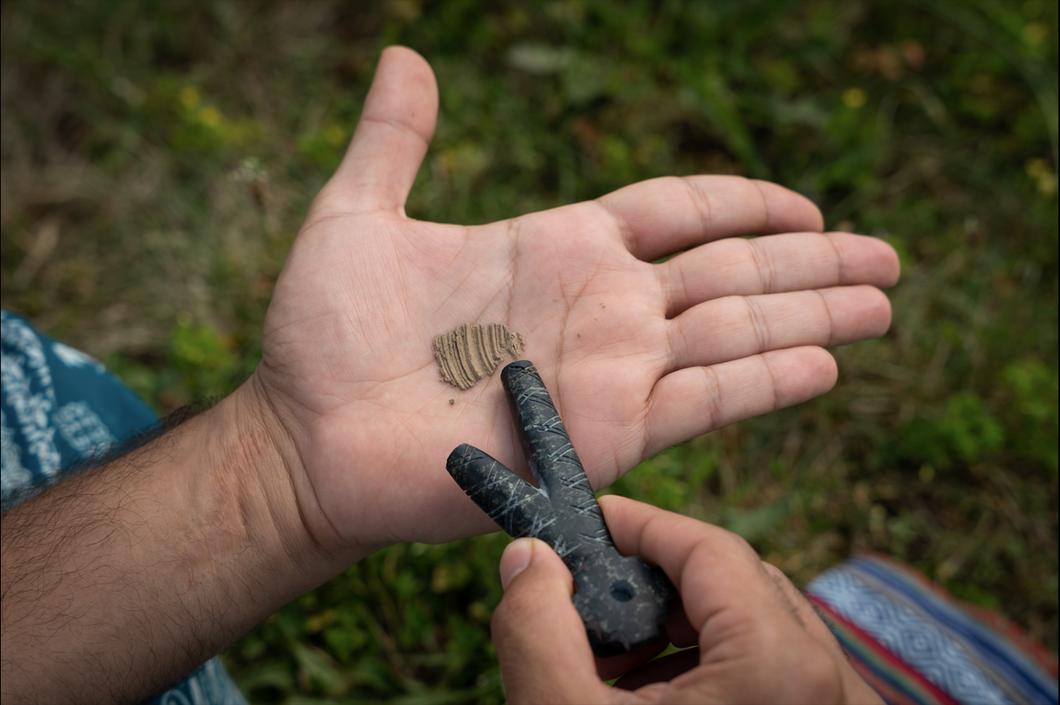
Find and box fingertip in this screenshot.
[825,232,902,288]
[861,285,894,338]
[805,346,838,394]
[499,538,573,593]
[598,496,681,574]
[597,493,628,513]
[598,495,647,553]
[761,346,837,408]
[499,538,535,590]
[362,44,438,136]
[376,46,437,99]
[380,44,428,63]
[818,283,894,345]
[323,45,438,215]
[750,179,825,233]
[878,238,902,287]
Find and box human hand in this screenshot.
[247,46,899,559]
[492,495,883,704]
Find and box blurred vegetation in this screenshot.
[1,0,1056,702]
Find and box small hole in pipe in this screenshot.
[610,580,635,602]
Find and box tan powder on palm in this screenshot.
[433,323,526,390]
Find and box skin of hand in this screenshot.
[1,393,316,705]
[248,45,900,563]
[492,495,885,704]
[1,44,898,704]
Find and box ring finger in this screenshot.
[665,284,893,373]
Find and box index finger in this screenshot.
[599,497,860,702]
[595,176,824,262]
[598,495,785,635]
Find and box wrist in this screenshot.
[236,371,377,580]
[127,384,328,619]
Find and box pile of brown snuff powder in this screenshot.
[433,323,525,390]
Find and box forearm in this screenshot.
[1,379,327,704]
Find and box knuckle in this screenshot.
[759,560,804,607]
[696,366,726,430]
[718,527,757,557]
[744,297,771,351]
[760,560,790,584]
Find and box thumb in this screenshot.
[322,45,437,216]
[492,539,609,704]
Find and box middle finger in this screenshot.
[658,231,900,318]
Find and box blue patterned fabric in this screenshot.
[806,553,1058,705]
[1,310,247,705]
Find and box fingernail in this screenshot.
[500,538,534,590]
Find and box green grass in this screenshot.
[2,0,1056,702]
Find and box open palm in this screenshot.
[252,47,898,555]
